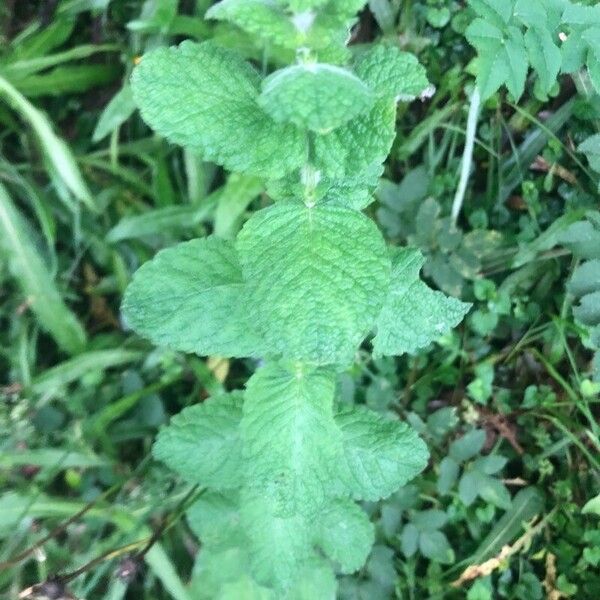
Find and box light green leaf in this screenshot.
[92,83,135,142]
[186,492,244,549]
[585,44,600,95]
[242,362,342,513]
[312,98,396,190]
[237,203,390,364]
[568,260,600,299]
[578,134,600,174]
[0,182,87,355]
[316,499,375,573]
[469,0,514,28]
[419,530,455,564]
[259,64,374,132]
[131,41,306,178]
[524,26,561,97]
[0,75,95,211]
[465,19,510,99]
[336,405,429,501]
[241,491,315,589]
[583,493,600,516]
[449,429,486,463]
[560,33,587,73]
[504,28,529,100]
[217,577,273,600]
[213,174,264,239]
[153,393,244,489]
[562,3,600,26]
[29,349,141,395]
[207,0,297,48]
[122,237,260,358]
[354,45,429,100]
[373,248,471,357]
[573,291,600,327]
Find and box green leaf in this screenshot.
[504,28,529,100]
[437,457,460,494]
[217,577,273,600]
[573,291,600,327]
[449,429,487,463]
[477,473,512,509]
[122,237,261,358]
[316,499,375,573]
[562,3,600,26]
[207,0,297,48]
[578,134,600,174]
[419,530,455,563]
[312,99,397,198]
[240,491,317,589]
[558,219,600,260]
[242,362,342,513]
[583,493,600,516]
[335,405,429,500]
[187,492,244,549]
[568,260,600,299]
[401,523,419,557]
[153,393,244,489]
[524,26,561,97]
[131,41,306,178]
[587,49,600,95]
[465,19,510,99]
[469,0,514,28]
[92,83,135,142]
[237,203,390,364]
[373,248,471,357]
[259,64,374,132]
[0,75,96,211]
[560,33,587,73]
[353,45,430,100]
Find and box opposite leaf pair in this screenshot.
[131,41,429,205]
[122,206,470,366]
[153,362,429,594]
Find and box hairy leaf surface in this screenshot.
[336,405,429,500]
[131,41,306,178]
[242,362,342,513]
[373,248,471,356]
[122,237,260,357]
[237,203,390,364]
[259,64,374,132]
[354,45,430,100]
[153,393,244,489]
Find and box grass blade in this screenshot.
[0,74,96,211]
[0,182,87,354]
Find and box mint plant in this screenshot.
[122,0,470,595]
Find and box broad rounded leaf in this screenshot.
[122,237,260,358]
[131,41,306,178]
[354,45,430,100]
[237,203,390,364]
[336,405,429,501]
[207,0,297,47]
[373,248,471,357]
[153,392,243,489]
[241,491,316,589]
[316,499,374,573]
[259,64,374,132]
[242,362,342,514]
[312,99,396,180]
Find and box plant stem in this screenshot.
[451,86,481,226]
